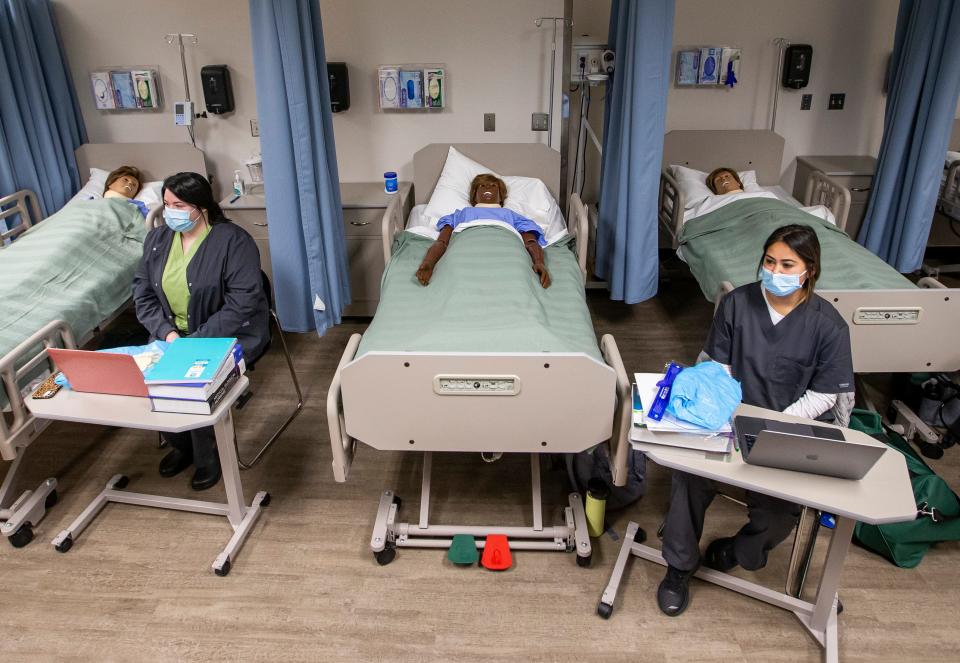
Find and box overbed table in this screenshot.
[599,404,916,663]
[26,376,268,576]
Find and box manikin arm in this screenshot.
[416,225,453,286]
[522,231,551,288]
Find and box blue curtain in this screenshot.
[0,0,86,219]
[248,0,349,334]
[858,0,960,272]
[596,0,674,304]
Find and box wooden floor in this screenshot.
[2,262,958,662]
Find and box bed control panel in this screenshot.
[852,307,922,324]
[433,375,520,396]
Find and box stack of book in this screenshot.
[145,338,245,414]
[631,372,733,453]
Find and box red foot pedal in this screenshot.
[481,534,512,571]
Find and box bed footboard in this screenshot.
[804,171,851,232]
[0,189,43,244]
[568,193,589,280]
[0,320,76,461]
[659,170,683,249]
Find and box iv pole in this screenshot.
[535,17,572,149]
[165,32,199,146]
[770,37,789,132]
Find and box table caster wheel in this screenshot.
[597,601,613,619]
[634,527,647,544]
[374,545,397,566]
[837,598,844,615]
[215,559,232,577]
[576,552,592,568]
[8,523,33,548]
[260,493,271,507]
[392,495,402,509]
[55,535,73,553]
[45,489,58,509]
[113,476,130,490]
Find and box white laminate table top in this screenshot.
[632,404,916,525]
[26,377,248,433]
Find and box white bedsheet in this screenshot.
[403,203,569,247]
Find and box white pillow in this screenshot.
[669,164,760,208]
[422,146,567,241]
[67,167,162,208]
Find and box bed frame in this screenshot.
[0,142,205,548]
[656,130,959,378]
[658,130,852,249]
[328,143,627,566]
[937,119,960,221]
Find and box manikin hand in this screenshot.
[416,226,453,286]
[523,233,551,288]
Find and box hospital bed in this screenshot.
[658,129,960,440]
[925,119,960,278]
[0,142,206,547]
[327,143,632,566]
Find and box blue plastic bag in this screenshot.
[54,341,169,388]
[666,361,742,430]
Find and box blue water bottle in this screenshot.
[384,171,398,194]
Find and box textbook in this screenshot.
[145,338,239,385]
[146,344,244,399]
[150,365,242,415]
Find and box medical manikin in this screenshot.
[415,174,551,288]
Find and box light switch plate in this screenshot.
[801,94,812,110]
[532,112,549,131]
[828,93,845,110]
[250,119,259,136]
[483,113,495,132]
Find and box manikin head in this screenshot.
[103,166,142,198]
[470,173,507,206]
[706,167,743,195]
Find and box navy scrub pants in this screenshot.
[162,426,219,471]
[661,470,801,572]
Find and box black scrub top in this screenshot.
[704,282,854,412]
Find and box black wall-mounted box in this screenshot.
[328,62,349,113]
[782,45,813,89]
[201,65,235,115]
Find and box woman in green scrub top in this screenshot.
[133,172,269,490]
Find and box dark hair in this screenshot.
[161,172,225,223]
[104,165,142,195]
[706,167,743,194]
[758,224,821,300]
[469,173,507,206]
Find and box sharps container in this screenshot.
[384,171,398,194]
[585,478,611,538]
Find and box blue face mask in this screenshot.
[163,207,197,233]
[760,267,806,297]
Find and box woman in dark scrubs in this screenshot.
[656,224,854,617]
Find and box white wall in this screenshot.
[54,0,564,194]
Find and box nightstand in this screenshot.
[794,156,876,240]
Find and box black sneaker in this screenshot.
[191,462,222,491]
[704,537,738,572]
[159,448,193,477]
[657,565,697,617]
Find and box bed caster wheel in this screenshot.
[392,495,402,509]
[45,489,58,509]
[214,559,232,577]
[8,523,34,549]
[113,475,129,490]
[597,601,613,619]
[374,545,397,566]
[837,598,844,615]
[260,493,271,507]
[55,535,73,553]
[576,553,592,568]
[633,527,647,544]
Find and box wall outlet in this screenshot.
[250,119,259,137]
[801,94,812,110]
[531,112,549,131]
[828,93,845,110]
[483,113,496,132]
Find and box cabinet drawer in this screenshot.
[229,209,270,240]
[343,207,383,237]
[829,175,873,202]
[344,236,384,316]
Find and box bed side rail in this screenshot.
[659,169,683,249]
[380,192,406,264]
[0,189,43,245]
[600,334,631,488]
[145,204,164,231]
[804,171,851,233]
[942,161,960,203]
[568,193,589,281]
[327,333,362,482]
[0,320,76,460]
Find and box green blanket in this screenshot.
[357,226,602,361]
[677,198,914,301]
[0,198,147,360]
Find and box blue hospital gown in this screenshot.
[436,207,546,246]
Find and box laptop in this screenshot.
[47,348,149,398]
[733,415,885,480]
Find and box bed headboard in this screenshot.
[662,130,786,186]
[413,143,560,205]
[75,142,207,183]
[950,119,960,152]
